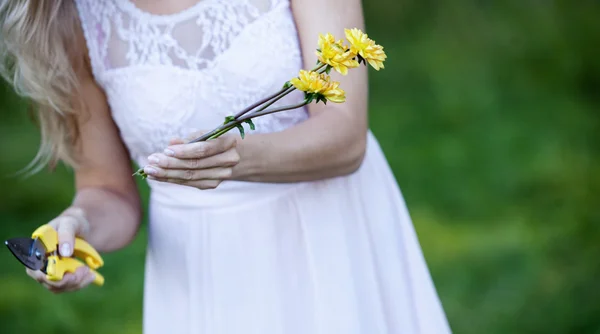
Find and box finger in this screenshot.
[184,130,207,142]
[152,178,222,190]
[164,136,236,159]
[30,266,90,292]
[49,215,79,257]
[76,272,97,290]
[37,272,77,290]
[43,283,62,294]
[166,130,207,147]
[62,267,93,292]
[70,266,91,285]
[169,137,185,145]
[145,166,233,181]
[146,148,240,170]
[26,268,47,283]
[48,208,88,257]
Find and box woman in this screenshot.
[0,0,451,333]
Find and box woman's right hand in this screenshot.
[25,207,97,293]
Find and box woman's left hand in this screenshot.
[143,135,240,190]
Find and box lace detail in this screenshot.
[75,0,308,165]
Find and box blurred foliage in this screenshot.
[0,0,599,333]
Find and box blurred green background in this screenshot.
[1,0,598,333]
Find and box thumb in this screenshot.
[49,209,88,257]
[168,130,207,146]
[185,130,208,143]
[169,137,185,146]
[48,216,76,257]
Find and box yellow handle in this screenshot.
[45,256,105,286]
[91,269,105,286]
[32,225,58,252]
[31,224,105,286]
[32,225,104,270]
[73,238,104,269]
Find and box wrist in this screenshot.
[231,135,267,181]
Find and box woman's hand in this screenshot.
[143,135,240,190]
[26,208,97,293]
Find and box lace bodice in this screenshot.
[75,0,308,166]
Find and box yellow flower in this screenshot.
[290,70,323,93]
[321,79,346,103]
[290,70,346,103]
[316,33,359,75]
[344,28,387,70]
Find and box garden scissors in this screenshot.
[4,224,105,286]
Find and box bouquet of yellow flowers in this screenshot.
[134,28,386,179]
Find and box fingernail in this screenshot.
[60,243,72,257]
[144,166,158,175]
[147,155,160,164]
[164,148,175,156]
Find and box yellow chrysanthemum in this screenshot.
[316,33,359,75]
[290,70,346,103]
[321,80,346,103]
[344,28,387,71]
[290,70,323,93]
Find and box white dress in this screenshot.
[75,0,452,333]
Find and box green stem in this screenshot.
[133,63,327,178]
[238,100,310,122]
[207,125,236,140]
[227,61,323,119]
[255,86,294,111]
[186,63,328,144]
[132,100,309,178]
[233,63,326,118]
[235,63,327,118]
[187,88,296,144]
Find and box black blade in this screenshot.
[5,237,46,271]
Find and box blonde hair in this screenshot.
[0,0,84,173]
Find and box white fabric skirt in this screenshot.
[142,132,451,334]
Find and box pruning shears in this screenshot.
[4,225,105,286]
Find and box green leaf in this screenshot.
[224,115,235,124]
[306,94,315,104]
[316,94,327,105]
[133,170,148,179]
[244,119,255,131]
[325,65,332,74]
[236,124,245,139]
[316,48,322,52]
[282,81,292,89]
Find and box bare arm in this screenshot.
[231,0,369,182]
[63,44,142,253]
[25,31,143,293]
[142,0,369,188]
